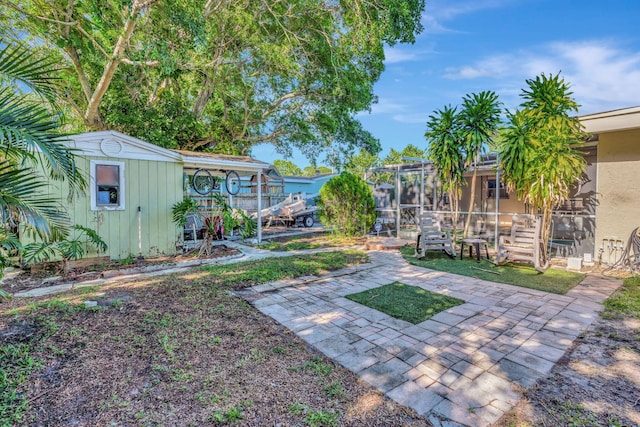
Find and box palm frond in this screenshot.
[0,88,87,195]
[0,160,71,240]
[22,241,59,265]
[0,39,60,104]
[73,225,108,254]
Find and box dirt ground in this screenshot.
[1,234,639,426]
[1,242,429,426]
[0,245,239,294]
[495,315,640,426]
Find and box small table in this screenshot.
[460,238,490,263]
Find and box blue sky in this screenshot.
[254,0,640,168]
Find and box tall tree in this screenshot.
[0,40,85,273]
[499,73,587,267]
[302,165,333,176]
[345,149,380,178]
[425,105,465,233]
[382,144,427,165]
[273,159,303,176]
[1,0,425,162]
[458,91,501,238]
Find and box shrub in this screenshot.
[318,172,376,236]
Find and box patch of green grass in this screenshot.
[305,409,339,427]
[400,246,584,295]
[602,276,640,319]
[346,282,464,324]
[323,381,346,398]
[300,357,333,376]
[288,403,339,427]
[0,343,41,427]
[210,401,250,424]
[202,250,368,288]
[255,233,360,252]
[257,241,322,251]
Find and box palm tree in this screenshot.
[0,40,86,279]
[458,91,501,238]
[499,73,586,268]
[425,105,465,233]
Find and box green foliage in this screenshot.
[344,149,380,177]
[302,165,333,176]
[458,91,502,237]
[273,159,303,176]
[0,343,42,426]
[171,197,200,228]
[382,144,426,166]
[318,172,376,236]
[0,40,86,248]
[498,73,587,262]
[602,276,640,319]
[22,225,107,269]
[2,1,425,163]
[211,193,256,239]
[346,282,464,324]
[426,105,465,227]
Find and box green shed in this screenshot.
[47,131,185,261]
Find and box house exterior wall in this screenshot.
[283,175,335,195]
[42,156,183,261]
[595,128,640,261]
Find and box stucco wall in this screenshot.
[595,128,640,262]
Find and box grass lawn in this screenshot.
[346,282,464,324]
[602,276,640,318]
[255,233,364,251]
[400,246,584,295]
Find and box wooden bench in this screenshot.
[415,212,456,259]
[494,214,548,272]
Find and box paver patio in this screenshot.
[238,249,621,427]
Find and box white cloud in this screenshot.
[359,98,407,116]
[421,0,516,33]
[384,43,437,64]
[441,40,640,113]
[385,47,419,64]
[392,113,429,124]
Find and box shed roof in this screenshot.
[174,149,270,175]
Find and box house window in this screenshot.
[91,160,125,210]
[487,179,508,199]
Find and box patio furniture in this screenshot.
[415,212,456,259]
[494,214,548,272]
[460,238,490,263]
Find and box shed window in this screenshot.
[91,160,125,210]
[487,179,508,199]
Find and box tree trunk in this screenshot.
[539,205,553,266]
[463,166,478,238]
[83,2,143,128]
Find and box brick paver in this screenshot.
[239,249,621,427]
